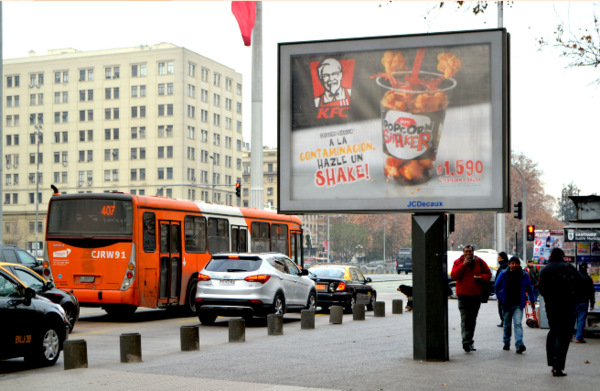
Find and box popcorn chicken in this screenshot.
[382,50,407,74]
[437,53,462,79]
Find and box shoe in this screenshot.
[552,369,567,377]
[469,345,477,352]
[497,323,503,328]
[463,343,471,353]
[516,345,526,354]
[575,339,586,343]
[503,343,510,351]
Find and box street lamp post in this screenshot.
[209,155,214,202]
[34,125,42,253]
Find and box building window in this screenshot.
[131,169,137,181]
[237,158,242,170]
[225,117,232,129]
[158,105,164,116]
[237,102,242,114]
[158,84,164,95]
[226,78,232,91]
[140,85,146,97]
[167,83,173,95]
[158,147,164,159]
[201,68,209,82]
[237,83,242,95]
[225,98,232,110]
[157,168,165,180]
[214,73,221,87]
[237,121,242,133]
[140,168,146,180]
[213,114,220,126]
[214,133,220,146]
[132,86,138,97]
[201,129,208,142]
[158,62,165,75]
[237,140,242,151]
[167,62,174,74]
[105,88,111,99]
[167,104,173,116]
[187,126,195,139]
[188,63,196,77]
[214,94,220,106]
[188,84,195,97]
[201,89,208,102]
[187,105,195,118]
[187,147,195,160]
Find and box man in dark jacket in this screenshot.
[526,259,540,301]
[573,263,596,343]
[539,248,583,377]
[496,252,509,327]
[451,245,492,353]
[495,257,536,353]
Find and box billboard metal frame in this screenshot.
[278,28,510,214]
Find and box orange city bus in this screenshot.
[43,191,304,316]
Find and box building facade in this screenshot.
[2,43,245,251]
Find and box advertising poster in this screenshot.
[578,242,591,256]
[533,230,567,263]
[279,30,509,213]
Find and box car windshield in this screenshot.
[205,258,262,272]
[309,268,346,278]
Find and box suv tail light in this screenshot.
[244,275,271,284]
[336,281,347,292]
[198,274,211,281]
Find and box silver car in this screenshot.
[195,253,317,325]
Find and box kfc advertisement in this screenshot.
[279,29,509,213]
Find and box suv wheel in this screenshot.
[198,311,217,325]
[306,291,317,311]
[272,294,285,315]
[186,282,198,315]
[25,325,61,367]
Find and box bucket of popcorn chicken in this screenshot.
[375,50,461,185]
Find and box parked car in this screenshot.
[308,264,376,313]
[396,248,413,274]
[0,262,79,332]
[0,244,44,275]
[360,260,395,274]
[195,253,316,325]
[448,266,498,299]
[0,266,70,366]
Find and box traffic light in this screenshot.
[235,182,241,198]
[527,225,535,241]
[513,201,523,220]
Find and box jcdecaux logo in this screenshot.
[406,201,444,208]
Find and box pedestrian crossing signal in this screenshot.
[235,182,241,198]
[527,225,535,241]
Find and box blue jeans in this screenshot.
[574,303,589,341]
[502,305,524,347]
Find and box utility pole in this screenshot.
[34,126,43,252]
[512,164,527,262]
[383,215,386,261]
[249,1,264,209]
[0,3,4,244]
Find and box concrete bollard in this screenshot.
[180,325,199,351]
[267,314,284,336]
[120,333,142,363]
[330,306,343,324]
[374,301,386,317]
[353,305,365,321]
[301,309,315,329]
[64,339,88,370]
[229,319,246,342]
[392,299,404,314]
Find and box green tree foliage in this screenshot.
[557,182,580,222]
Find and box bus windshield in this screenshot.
[47,198,133,237]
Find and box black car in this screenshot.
[0,244,44,275]
[308,265,376,313]
[396,248,413,274]
[1,263,80,332]
[0,267,70,366]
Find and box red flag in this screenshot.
[232,1,256,47]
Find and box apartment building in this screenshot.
[241,146,326,256]
[2,43,245,251]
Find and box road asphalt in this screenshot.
[1,277,599,391]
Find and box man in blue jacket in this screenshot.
[495,257,536,353]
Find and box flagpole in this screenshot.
[249,1,264,209]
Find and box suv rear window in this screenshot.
[205,257,262,272]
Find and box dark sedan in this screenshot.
[0,263,79,332]
[308,265,376,313]
[0,267,70,366]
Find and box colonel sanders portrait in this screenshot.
[314,58,351,108]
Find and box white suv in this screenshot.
[195,253,317,325]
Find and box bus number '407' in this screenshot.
[101,205,116,216]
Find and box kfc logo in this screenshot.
[310,58,355,118]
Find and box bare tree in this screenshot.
[556,182,580,222]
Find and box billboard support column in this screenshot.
[412,213,448,361]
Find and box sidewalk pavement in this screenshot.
[1,292,599,391]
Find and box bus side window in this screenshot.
[208,218,229,254]
[271,224,289,256]
[184,215,206,253]
[143,212,156,252]
[251,222,270,253]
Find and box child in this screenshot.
[397,284,413,312]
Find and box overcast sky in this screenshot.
[4,1,598,203]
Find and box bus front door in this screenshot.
[158,221,182,306]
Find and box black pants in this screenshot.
[458,295,481,345]
[497,300,504,324]
[546,306,576,371]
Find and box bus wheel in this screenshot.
[104,305,137,317]
[186,282,198,315]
